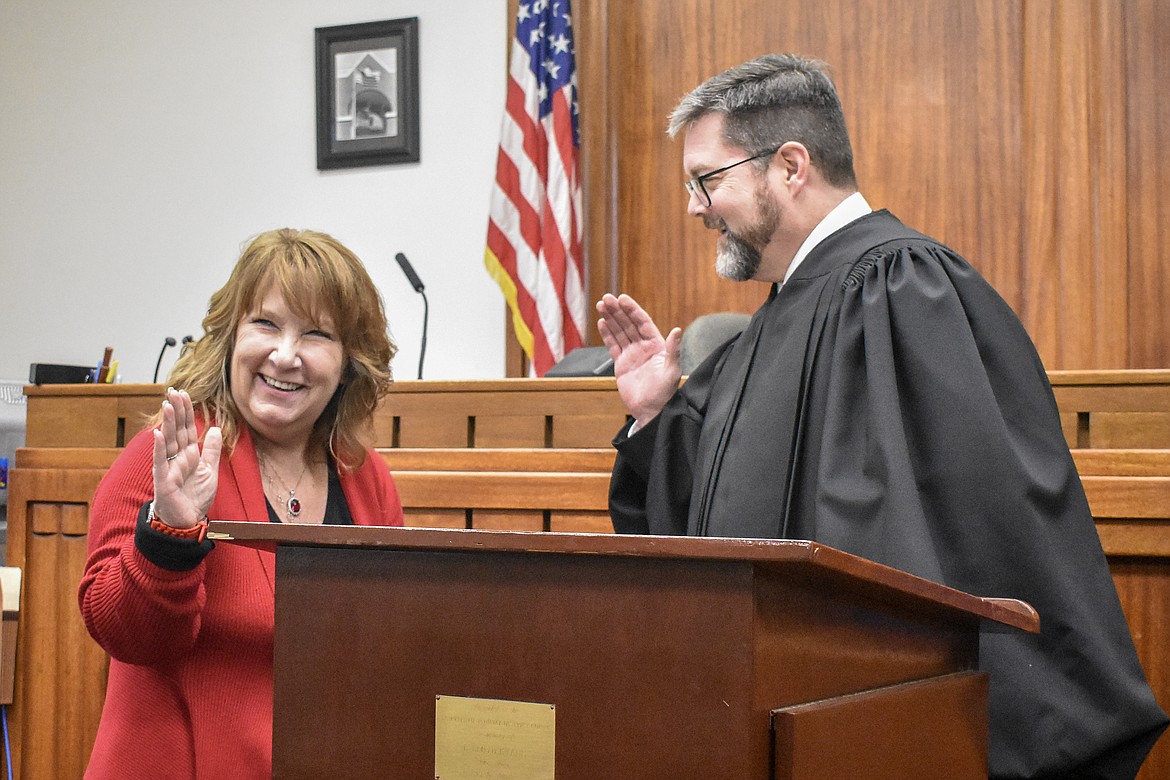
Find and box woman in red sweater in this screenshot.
[78,229,405,778]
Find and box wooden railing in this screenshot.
[8,373,1170,779]
[24,370,1170,451]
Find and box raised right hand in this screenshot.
[151,388,222,529]
[596,293,682,427]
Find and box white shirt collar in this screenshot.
[782,191,872,284]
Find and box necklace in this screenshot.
[258,453,309,522]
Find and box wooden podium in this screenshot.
[209,522,1038,780]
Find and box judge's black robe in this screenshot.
[610,210,1167,779]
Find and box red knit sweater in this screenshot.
[78,424,403,779]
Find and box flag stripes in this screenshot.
[485,0,584,376]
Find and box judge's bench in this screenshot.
[6,372,1170,778]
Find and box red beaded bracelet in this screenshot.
[147,502,209,542]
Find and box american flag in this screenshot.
[484,0,585,376]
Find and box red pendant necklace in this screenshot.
[259,454,309,522]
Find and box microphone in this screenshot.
[394,253,428,380]
[181,335,194,345]
[153,337,177,383]
[394,252,425,293]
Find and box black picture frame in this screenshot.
[315,18,419,170]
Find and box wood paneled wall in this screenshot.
[1126,0,1170,367]
[567,0,1170,371]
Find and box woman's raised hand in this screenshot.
[151,388,222,528]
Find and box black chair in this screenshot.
[680,312,750,374]
[545,346,614,377]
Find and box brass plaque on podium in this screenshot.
[435,695,555,779]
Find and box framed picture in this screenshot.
[315,17,420,170]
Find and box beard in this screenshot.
[708,182,781,281]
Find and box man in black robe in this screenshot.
[598,53,1167,779]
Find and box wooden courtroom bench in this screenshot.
[7,377,1170,779]
[385,447,615,533]
[1070,447,1170,778]
[1075,449,1170,557]
[1051,369,1170,448]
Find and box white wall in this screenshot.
[0,0,508,384]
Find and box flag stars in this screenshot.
[542,58,561,79]
[550,34,570,54]
[529,22,546,46]
[518,3,532,21]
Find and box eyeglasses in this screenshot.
[684,146,781,208]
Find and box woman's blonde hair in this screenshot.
[166,228,396,470]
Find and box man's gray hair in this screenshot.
[668,54,857,189]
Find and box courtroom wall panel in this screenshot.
[573,0,1170,370]
[1125,0,1170,368]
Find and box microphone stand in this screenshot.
[394,253,429,380]
[153,337,176,383]
[416,290,428,380]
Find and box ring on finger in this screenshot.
[166,454,178,461]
